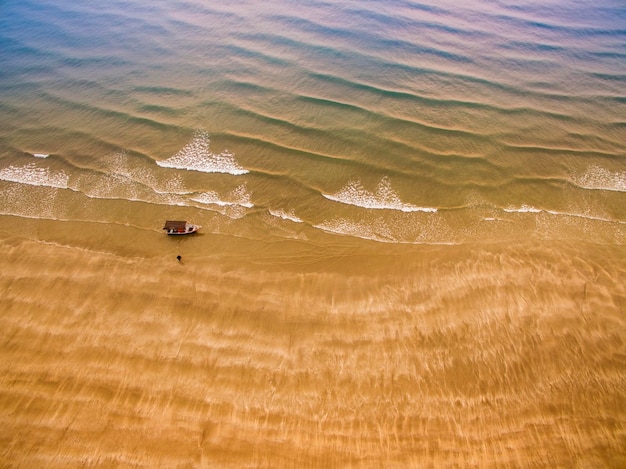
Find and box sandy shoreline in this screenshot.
[0,234,624,467]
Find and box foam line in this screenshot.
[269,209,303,223]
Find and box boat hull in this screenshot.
[163,220,200,235]
[165,226,199,235]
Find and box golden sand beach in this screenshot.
[0,230,624,468]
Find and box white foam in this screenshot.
[323,177,437,213]
[228,184,254,207]
[313,217,457,245]
[192,191,233,206]
[0,163,69,189]
[191,184,253,208]
[32,153,49,158]
[269,208,303,223]
[503,204,542,213]
[482,216,514,223]
[65,150,197,207]
[501,204,625,225]
[155,174,191,195]
[157,131,248,175]
[572,166,626,193]
[545,209,626,225]
[314,218,395,243]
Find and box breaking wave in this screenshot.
[314,218,396,243]
[503,205,624,225]
[0,163,69,189]
[191,184,253,208]
[572,166,626,193]
[157,131,248,175]
[323,177,437,213]
[269,209,303,223]
[313,215,456,245]
[503,205,542,213]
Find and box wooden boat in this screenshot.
[163,220,200,235]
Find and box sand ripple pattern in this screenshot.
[0,239,624,467]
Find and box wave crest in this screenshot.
[269,208,303,223]
[191,184,253,208]
[323,177,437,213]
[503,204,542,213]
[315,218,396,243]
[157,131,248,175]
[572,166,626,193]
[0,163,69,189]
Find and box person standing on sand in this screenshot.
[177,255,182,262]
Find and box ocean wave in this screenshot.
[314,218,396,243]
[482,217,512,222]
[0,163,69,189]
[32,153,50,158]
[152,174,193,196]
[307,71,514,116]
[503,204,542,213]
[572,166,626,193]
[73,172,161,204]
[157,130,248,175]
[313,216,456,245]
[502,204,624,225]
[189,184,253,219]
[296,91,492,141]
[191,184,253,208]
[544,210,626,225]
[67,150,171,204]
[323,177,438,213]
[269,208,303,223]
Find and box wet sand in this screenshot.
[0,234,625,467]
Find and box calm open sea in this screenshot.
[0,0,624,255]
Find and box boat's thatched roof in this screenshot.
[163,220,187,230]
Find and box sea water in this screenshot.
[0,0,624,253]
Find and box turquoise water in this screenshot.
[1,0,624,251]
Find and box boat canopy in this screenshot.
[163,220,188,230]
